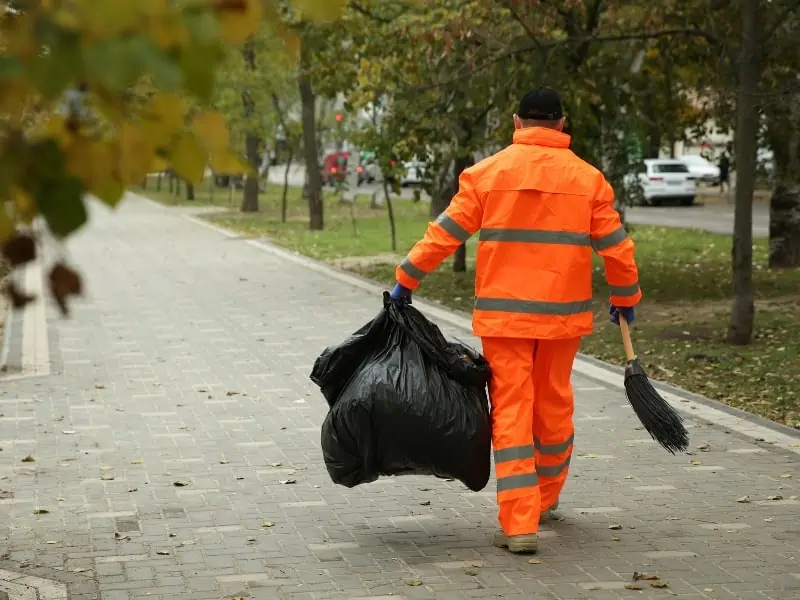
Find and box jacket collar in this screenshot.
[513,126,571,148]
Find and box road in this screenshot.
[0,194,797,599]
[270,165,770,238]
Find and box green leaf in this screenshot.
[83,39,139,92]
[129,38,183,91]
[28,30,82,100]
[36,175,87,238]
[0,56,23,79]
[180,43,221,100]
[183,12,220,43]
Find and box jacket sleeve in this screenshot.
[590,178,643,307]
[395,168,483,290]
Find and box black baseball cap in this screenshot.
[517,87,563,120]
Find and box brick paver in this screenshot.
[0,195,798,600]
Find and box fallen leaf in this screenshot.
[269,462,282,467]
[405,579,423,586]
[94,384,105,389]
[737,495,750,503]
[21,455,35,463]
[72,568,86,573]
[46,540,57,544]
[650,582,668,588]
[704,588,713,592]
[247,537,256,542]
[173,481,189,487]
[608,524,622,530]
[33,509,49,515]
[463,569,478,575]
[528,558,542,564]
[420,501,431,506]
[130,459,143,465]
[611,536,621,541]
[100,466,114,471]
[279,479,296,485]
[262,521,275,528]
[156,551,170,556]
[62,430,76,435]
[634,572,660,581]
[226,391,239,396]
[219,460,229,465]
[625,584,643,590]
[780,474,792,479]
[101,475,115,481]
[690,460,702,465]
[767,495,783,501]
[128,488,138,492]
[180,540,196,546]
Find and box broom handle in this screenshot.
[619,316,636,361]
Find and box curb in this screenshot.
[174,205,800,456]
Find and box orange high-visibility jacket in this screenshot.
[395,127,642,339]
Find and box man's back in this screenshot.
[395,126,641,341]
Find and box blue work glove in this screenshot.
[609,303,635,326]
[390,283,412,305]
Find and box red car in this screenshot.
[321,151,350,186]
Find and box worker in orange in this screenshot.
[389,87,642,554]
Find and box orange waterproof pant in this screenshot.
[481,336,581,536]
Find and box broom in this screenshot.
[619,317,689,454]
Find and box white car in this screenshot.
[679,155,720,183]
[627,159,697,206]
[400,161,425,186]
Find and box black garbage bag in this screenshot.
[310,292,492,492]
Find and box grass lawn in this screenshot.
[138,180,800,429]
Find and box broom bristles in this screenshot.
[624,360,689,454]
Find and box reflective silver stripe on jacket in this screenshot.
[591,226,628,252]
[398,257,427,281]
[435,212,471,242]
[474,297,592,315]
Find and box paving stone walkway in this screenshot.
[0,196,798,600]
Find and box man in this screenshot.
[718,151,731,195]
[389,87,641,554]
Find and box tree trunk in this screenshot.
[451,154,473,273]
[281,147,294,224]
[727,0,761,346]
[241,132,260,213]
[769,183,800,267]
[168,172,174,193]
[430,161,454,218]
[767,94,800,268]
[156,173,162,191]
[299,42,323,231]
[382,177,397,253]
[186,182,195,201]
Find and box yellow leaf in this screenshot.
[170,133,207,184]
[118,122,157,186]
[142,92,186,147]
[149,156,169,173]
[209,149,250,176]
[292,0,348,22]
[193,111,229,153]
[9,186,37,224]
[0,206,15,243]
[216,0,262,44]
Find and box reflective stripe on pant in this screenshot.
[482,336,581,536]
